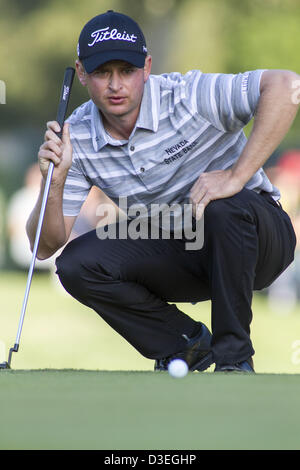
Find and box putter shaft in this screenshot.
[0,164,54,369]
[1,67,75,370]
[15,162,54,346]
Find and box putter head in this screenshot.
[0,345,18,370]
[0,361,10,369]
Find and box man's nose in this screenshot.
[109,71,122,91]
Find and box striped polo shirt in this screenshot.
[64,69,280,218]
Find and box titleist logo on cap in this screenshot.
[88,27,138,47]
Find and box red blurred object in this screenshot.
[277,150,300,176]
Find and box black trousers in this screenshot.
[55,189,296,365]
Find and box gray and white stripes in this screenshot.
[63,69,279,217]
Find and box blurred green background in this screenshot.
[0,0,300,372]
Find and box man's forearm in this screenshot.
[232,70,300,186]
[26,178,67,259]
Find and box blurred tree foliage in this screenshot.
[0,0,300,180]
[0,0,182,128]
[1,0,300,128]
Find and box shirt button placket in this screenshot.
[129,144,145,175]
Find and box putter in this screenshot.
[0,67,75,370]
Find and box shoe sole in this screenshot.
[190,351,214,372]
[214,366,255,373]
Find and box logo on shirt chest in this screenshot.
[163,139,198,164]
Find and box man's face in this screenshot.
[76,57,152,121]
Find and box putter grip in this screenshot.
[55,67,75,139]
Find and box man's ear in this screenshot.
[76,60,87,86]
[143,55,152,83]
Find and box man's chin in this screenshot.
[102,104,132,118]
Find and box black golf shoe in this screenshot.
[154,323,213,372]
[214,358,255,373]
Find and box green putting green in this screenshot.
[0,272,300,450]
[0,370,300,450]
[0,271,300,449]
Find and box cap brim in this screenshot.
[82,50,146,73]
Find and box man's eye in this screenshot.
[123,68,135,74]
[93,69,107,76]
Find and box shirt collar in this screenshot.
[91,75,160,152]
[135,76,160,133]
[91,103,109,152]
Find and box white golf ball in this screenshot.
[168,359,188,378]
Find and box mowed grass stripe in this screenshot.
[0,370,299,450]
